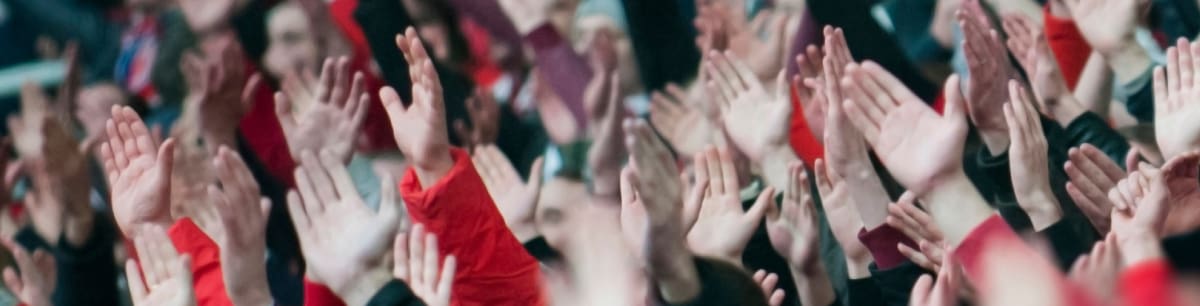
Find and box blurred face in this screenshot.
[574,16,642,94]
[75,83,126,138]
[263,4,320,80]
[535,177,587,250]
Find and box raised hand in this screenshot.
[1107,168,1169,263]
[1069,233,1122,302]
[706,51,792,164]
[686,146,771,263]
[1004,81,1064,230]
[1153,39,1200,160]
[1157,151,1200,234]
[287,150,404,304]
[452,88,500,151]
[2,238,55,306]
[472,145,544,241]
[393,224,456,306]
[624,119,684,227]
[101,105,177,236]
[752,270,786,306]
[191,147,272,306]
[959,1,1013,143]
[381,28,453,187]
[908,250,959,306]
[1064,144,1131,233]
[696,3,792,81]
[650,84,716,157]
[585,42,627,199]
[841,64,969,195]
[277,56,369,163]
[812,160,870,274]
[886,192,947,272]
[812,26,892,229]
[765,162,820,270]
[126,226,196,306]
[179,37,255,150]
[1002,13,1086,123]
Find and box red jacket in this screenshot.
[399,148,545,306]
[1043,3,1091,90]
[167,218,234,306]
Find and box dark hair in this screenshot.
[689,257,770,306]
[411,0,471,70]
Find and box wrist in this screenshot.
[924,171,996,245]
[1019,191,1063,231]
[414,149,454,189]
[976,127,1011,157]
[648,232,700,303]
[1102,42,1152,85]
[1117,230,1163,265]
[1046,95,1087,126]
[333,268,394,306]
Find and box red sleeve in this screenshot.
[168,218,233,306]
[1043,3,1091,89]
[1120,259,1179,306]
[238,66,297,188]
[788,87,824,169]
[953,215,1099,306]
[857,225,917,269]
[304,278,347,306]
[399,148,545,306]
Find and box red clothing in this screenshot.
[167,218,233,306]
[788,88,824,168]
[954,215,1098,306]
[304,278,348,306]
[1119,259,1179,306]
[398,148,545,306]
[1043,4,1091,89]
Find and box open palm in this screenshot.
[1153,40,1200,160]
[278,57,369,162]
[101,106,176,235]
[686,147,770,261]
[765,162,821,269]
[381,29,450,172]
[707,51,791,162]
[842,64,968,194]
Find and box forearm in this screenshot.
[1101,41,1153,85]
[789,263,836,306]
[1044,94,1088,128]
[924,172,997,245]
[223,248,274,306]
[842,156,891,229]
[1018,192,1064,232]
[648,223,700,303]
[1072,53,1113,116]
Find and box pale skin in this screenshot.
[2,237,55,306]
[100,105,177,237]
[1004,80,1065,231]
[392,224,456,306]
[126,226,197,306]
[472,145,545,242]
[764,161,836,306]
[380,27,454,189]
[276,56,370,163]
[192,147,273,306]
[685,146,771,263]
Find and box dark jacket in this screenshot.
[15,213,119,306]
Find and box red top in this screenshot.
[167,218,234,306]
[1120,259,1179,306]
[1043,4,1091,89]
[399,148,545,306]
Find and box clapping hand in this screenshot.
[1153,39,1200,160]
[191,147,273,306]
[1068,233,1121,301]
[287,150,404,305]
[101,106,178,236]
[959,0,1013,140]
[473,145,544,242]
[1004,81,1064,230]
[764,162,820,270]
[752,270,786,306]
[706,51,791,164]
[392,224,456,306]
[1002,13,1086,123]
[1064,144,1134,233]
[126,226,196,306]
[886,192,947,272]
[812,160,870,275]
[277,56,370,163]
[651,84,716,157]
[908,251,959,306]
[2,238,55,306]
[381,28,453,187]
[685,146,771,263]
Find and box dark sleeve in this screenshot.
[1124,70,1155,123]
[846,277,885,306]
[1163,228,1200,272]
[352,0,472,145]
[1064,112,1130,168]
[16,215,119,306]
[620,0,702,92]
[367,279,428,306]
[237,135,306,305]
[806,0,939,102]
[867,262,924,306]
[521,236,562,262]
[1041,219,1093,269]
[660,257,770,306]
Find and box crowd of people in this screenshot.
[0,0,1197,305]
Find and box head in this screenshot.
[75,83,128,138]
[262,3,321,80]
[694,257,771,305]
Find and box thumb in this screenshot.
[942,74,967,125]
[747,187,776,224]
[156,139,176,180]
[1125,147,1141,172]
[527,157,545,192]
